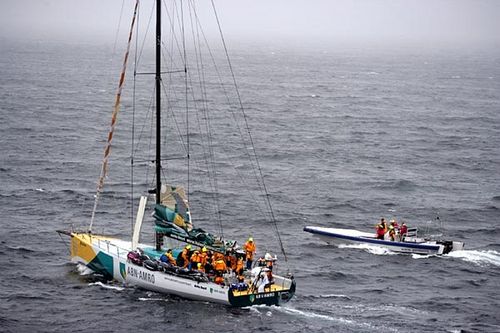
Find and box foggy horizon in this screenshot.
[1,0,499,50]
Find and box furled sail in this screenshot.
[153,184,227,252]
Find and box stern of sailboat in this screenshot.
[228,276,296,307]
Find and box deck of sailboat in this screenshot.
[231,283,289,296]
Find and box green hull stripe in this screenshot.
[88,251,114,279]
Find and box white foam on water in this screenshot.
[138,297,165,302]
[76,263,94,275]
[275,305,397,331]
[35,188,45,192]
[338,243,397,256]
[246,304,364,327]
[283,305,402,332]
[446,249,500,267]
[88,281,124,291]
[411,253,437,259]
[319,294,351,299]
[276,306,355,325]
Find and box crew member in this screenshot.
[226,250,237,273]
[400,222,408,240]
[380,218,388,232]
[255,268,274,293]
[388,225,396,241]
[235,256,244,276]
[375,221,385,240]
[190,250,201,271]
[199,247,208,270]
[244,237,256,270]
[213,255,227,285]
[264,252,274,271]
[178,245,191,269]
[160,249,177,266]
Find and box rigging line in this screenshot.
[159,1,220,228]
[205,30,265,203]
[210,0,288,261]
[190,3,267,211]
[136,69,185,75]
[187,1,222,232]
[147,89,155,193]
[181,0,190,202]
[187,49,223,236]
[159,75,220,229]
[131,0,140,235]
[188,1,268,227]
[188,1,224,238]
[132,83,155,158]
[208,1,271,213]
[206,2,261,184]
[160,80,187,155]
[135,0,155,70]
[187,1,226,233]
[156,56,209,191]
[89,0,139,233]
[158,3,185,151]
[130,89,154,202]
[187,12,224,234]
[162,0,185,69]
[112,0,126,57]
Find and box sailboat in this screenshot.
[57,0,295,307]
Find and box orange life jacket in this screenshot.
[214,259,226,272]
[190,252,200,264]
[181,249,190,268]
[236,258,244,272]
[167,253,177,266]
[199,252,208,266]
[244,241,256,260]
[228,255,237,270]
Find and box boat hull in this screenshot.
[67,232,295,307]
[304,226,464,255]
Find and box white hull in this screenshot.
[304,226,464,255]
[124,263,230,304]
[66,232,295,307]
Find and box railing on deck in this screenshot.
[93,237,130,260]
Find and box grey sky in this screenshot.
[1,0,499,47]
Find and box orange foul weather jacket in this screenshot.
[244,241,256,261]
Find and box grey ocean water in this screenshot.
[1,38,500,332]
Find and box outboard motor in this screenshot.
[438,240,454,254]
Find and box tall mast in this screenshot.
[155,0,162,250]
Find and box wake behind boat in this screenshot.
[304,225,464,255]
